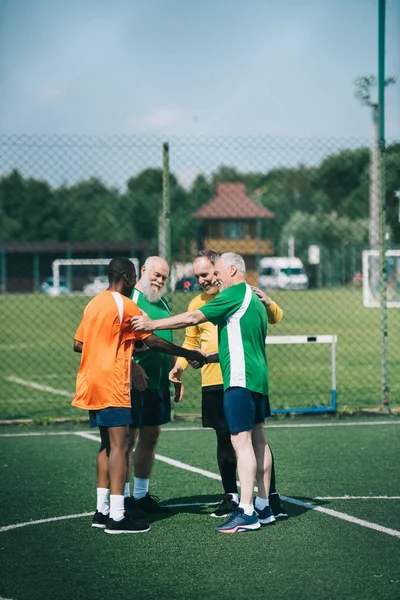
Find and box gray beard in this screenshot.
[141,277,163,303]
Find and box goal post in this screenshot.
[362,250,400,308]
[52,258,140,295]
[266,335,337,414]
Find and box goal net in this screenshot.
[51,258,140,296]
[362,250,400,308]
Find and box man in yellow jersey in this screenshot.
[169,250,288,521]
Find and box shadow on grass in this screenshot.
[283,495,331,519]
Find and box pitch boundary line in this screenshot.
[1,419,400,437]
[74,432,400,538]
[1,432,399,537]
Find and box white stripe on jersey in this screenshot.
[226,283,252,388]
[111,291,124,324]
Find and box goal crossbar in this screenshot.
[52,258,140,293]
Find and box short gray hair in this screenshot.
[219,252,246,275]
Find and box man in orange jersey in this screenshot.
[72,256,205,535]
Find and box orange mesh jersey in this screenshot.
[72,290,151,411]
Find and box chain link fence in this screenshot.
[0,135,399,422]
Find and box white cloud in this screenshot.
[126,108,183,131]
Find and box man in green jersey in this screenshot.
[132,252,275,534]
[125,256,181,516]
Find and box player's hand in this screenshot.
[131,310,154,331]
[173,381,184,403]
[131,363,148,391]
[252,286,271,306]
[188,350,206,369]
[169,364,183,384]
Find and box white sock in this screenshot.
[124,482,131,498]
[133,477,149,499]
[110,494,125,522]
[229,493,239,504]
[255,496,269,511]
[239,502,254,516]
[96,488,109,515]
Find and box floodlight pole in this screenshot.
[377,0,389,409]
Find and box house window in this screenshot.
[225,221,243,239]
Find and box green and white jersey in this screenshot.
[131,288,173,390]
[199,282,268,394]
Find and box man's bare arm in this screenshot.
[132,309,207,332]
[144,333,206,364]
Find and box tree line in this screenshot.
[0,144,399,262]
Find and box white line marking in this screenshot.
[1,431,400,538]
[0,502,221,533]
[0,512,92,533]
[73,433,400,538]
[5,376,74,398]
[0,432,82,437]
[163,421,400,431]
[280,496,400,538]
[315,496,400,500]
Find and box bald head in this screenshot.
[138,255,169,302]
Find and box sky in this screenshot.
[0,0,399,141]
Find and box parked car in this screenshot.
[83,276,109,296]
[258,257,309,290]
[40,277,71,296]
[174,276,201,292]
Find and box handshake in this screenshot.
[187,349,207,369]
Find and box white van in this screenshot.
[258,257,309,290]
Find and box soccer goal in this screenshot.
[362,250,400,308]
[51,258,140,296]
[266,335,337,414]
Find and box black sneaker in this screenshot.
[210,494,239,518]
[104,516,150,534]
[91,510,109,529]
[124,496,147,519]
[133,493,171,514]
[269,492,289,520]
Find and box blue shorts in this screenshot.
[89,407,132,428]
[130,387,171,428]
[223,387,270,434]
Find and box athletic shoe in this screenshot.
[254,504,276,526]
[210,494,239,518]
[132,493,171,514]
[269,492,288,520]
[91,510,109,529]
[124,496,147,519]
[104,516,150,534]
[215,508,261,534]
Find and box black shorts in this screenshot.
[130,387,171,428]
[202,387,229,432]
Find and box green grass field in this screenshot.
[1,419,399,600]
[0,287,399,421]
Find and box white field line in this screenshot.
[1,420,399,436]
[73,432,400,539]
[315,496,400,500]
[5,376,73,398]
[163,421,400,431]
[0,513,92,533]
[1,431,399,538]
